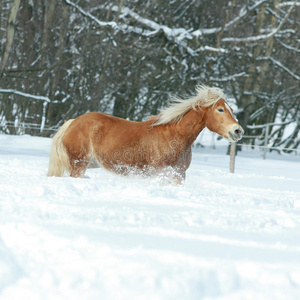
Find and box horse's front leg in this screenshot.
[170,171,186,185]
[159,167,186,185]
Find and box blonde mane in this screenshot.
[153,85,226,126]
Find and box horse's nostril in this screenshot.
[235,129,241,135]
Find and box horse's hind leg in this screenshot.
[69,156,91,178]
[64,141,92,178]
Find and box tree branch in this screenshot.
[65,1,227,54]
[64,0,118,30]
[257,56,300,80]
[0,89,51,102]
[222,2,296,43]
[277,1,300,8]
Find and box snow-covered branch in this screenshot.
[112,5,228,53]
[277,1,300,8]
[222,2,296,43]
[0,89,51,102]
[66,1,227,54]
[277,39,300,53]
[223,0,268,31]
[257,57,300,81]
[210,72,248,82]
[247,120,294,129]
[64,0,118,30]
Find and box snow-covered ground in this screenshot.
[0,133,299,300]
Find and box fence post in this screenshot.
[263,123,270,159]
[229,142,236,173]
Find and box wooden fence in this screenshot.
[0,120,59,136]
[229,122,299,172]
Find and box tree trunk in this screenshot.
[0,0,21,75]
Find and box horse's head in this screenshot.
[204,99,244,142]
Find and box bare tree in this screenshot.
[0,0,299,151]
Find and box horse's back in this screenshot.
[62,112,151,155]
[67,112,143,129]
[64,112,134,136]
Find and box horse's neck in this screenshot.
[175,108,206,146]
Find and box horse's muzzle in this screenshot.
[228,125,244,142]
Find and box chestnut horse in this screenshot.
[47,85,243,184]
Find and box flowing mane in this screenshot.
[152,85,226,126]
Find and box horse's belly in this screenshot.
[95,146,191,177]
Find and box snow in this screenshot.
[0,133,300,299]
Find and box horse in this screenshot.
[47,85,244,184]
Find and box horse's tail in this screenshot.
[47,119,74,177]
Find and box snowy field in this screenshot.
[0,133,300,300]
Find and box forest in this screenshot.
[0,0,299,151]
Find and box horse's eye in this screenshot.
[217,108,224,113]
